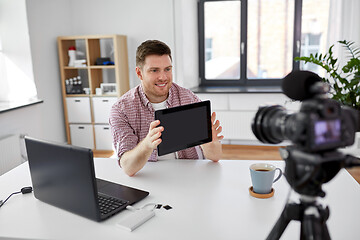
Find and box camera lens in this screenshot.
[251,105,289,144]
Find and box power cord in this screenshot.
[0,186,33,208]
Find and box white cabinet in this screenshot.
[66,97,92,123]
[69,124,94,149]
[92,97,118,123]
[66,96,118,151]
[94,125,113,150]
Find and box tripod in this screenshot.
[267,195,330,240]
[265,146,360,240]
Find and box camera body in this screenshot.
[252,97,357,153]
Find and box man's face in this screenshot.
[136,54,173,103]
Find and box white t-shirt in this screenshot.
[151,100,178,160]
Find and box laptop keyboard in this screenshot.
[98,194,128,216]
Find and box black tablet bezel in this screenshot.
[155,100,212,156]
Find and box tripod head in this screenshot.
[279,146,360,198]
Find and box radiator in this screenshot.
[0,134,23,175]
[216,111,256,141]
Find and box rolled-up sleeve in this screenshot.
[109,103,138,161]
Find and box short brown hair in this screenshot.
[136,40,172,68]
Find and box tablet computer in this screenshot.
[155,100,212,156]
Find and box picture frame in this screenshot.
[100,83,117,95]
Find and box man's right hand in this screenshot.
[143,120,164,150]
[120,120,164,177]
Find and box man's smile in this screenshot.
[155,82,167,87]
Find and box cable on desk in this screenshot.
[0,187,33,208]
[125,203,170,212]
[126,203,158,212]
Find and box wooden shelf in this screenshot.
[63,66,88,69]
[89,65,116,69]
[57,34,130,151]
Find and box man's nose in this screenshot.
[158,71,167,80]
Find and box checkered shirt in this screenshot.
[109,83,203,162]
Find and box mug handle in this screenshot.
[273,168,283,183]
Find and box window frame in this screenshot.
[198,0,303,87]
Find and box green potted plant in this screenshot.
[295,40,360,111]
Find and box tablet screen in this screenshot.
[155,100,212,156]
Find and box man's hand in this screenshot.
[201,112,224,161]
[120,120,164,176]
[210,112,224,143]
[143,120,164,150]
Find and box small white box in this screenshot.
[66,97,92,123]
[92,97,118,123]
[94,125,113,150]
[70,124,94,149]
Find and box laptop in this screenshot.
[155,100,212,156]
[24,136,149,222]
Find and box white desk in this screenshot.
[0,159,359,240]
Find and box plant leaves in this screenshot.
[295,40,360,110]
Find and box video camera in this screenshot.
[251,70,360,240]
[252,70,358,153]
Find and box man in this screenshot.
[109,40,223,176]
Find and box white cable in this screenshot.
[140,203,158,211]
[126,203,159,212]
[126,205,138,211]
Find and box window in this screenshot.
[300,33,322,73]
[0,0,38,105]
[198,0,330,87]
[299,0,330,77]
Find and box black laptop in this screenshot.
[24,136,149,222]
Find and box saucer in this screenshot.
[249,186,274,199]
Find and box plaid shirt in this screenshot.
[109,83,203,162]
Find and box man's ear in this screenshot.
[135,67,143,80]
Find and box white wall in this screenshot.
[0,0,182,143]
[24,0,73,142]
[0,104,45,139]
[68,0,176,89]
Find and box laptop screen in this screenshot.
[24,137,149,221]
[155,100,212,156]
[25,137,100,220]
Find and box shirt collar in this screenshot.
[166,84,175,108]
[138,84,152,110]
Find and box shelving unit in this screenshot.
[57,35,129,155]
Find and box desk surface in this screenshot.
[0,159,359,240]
